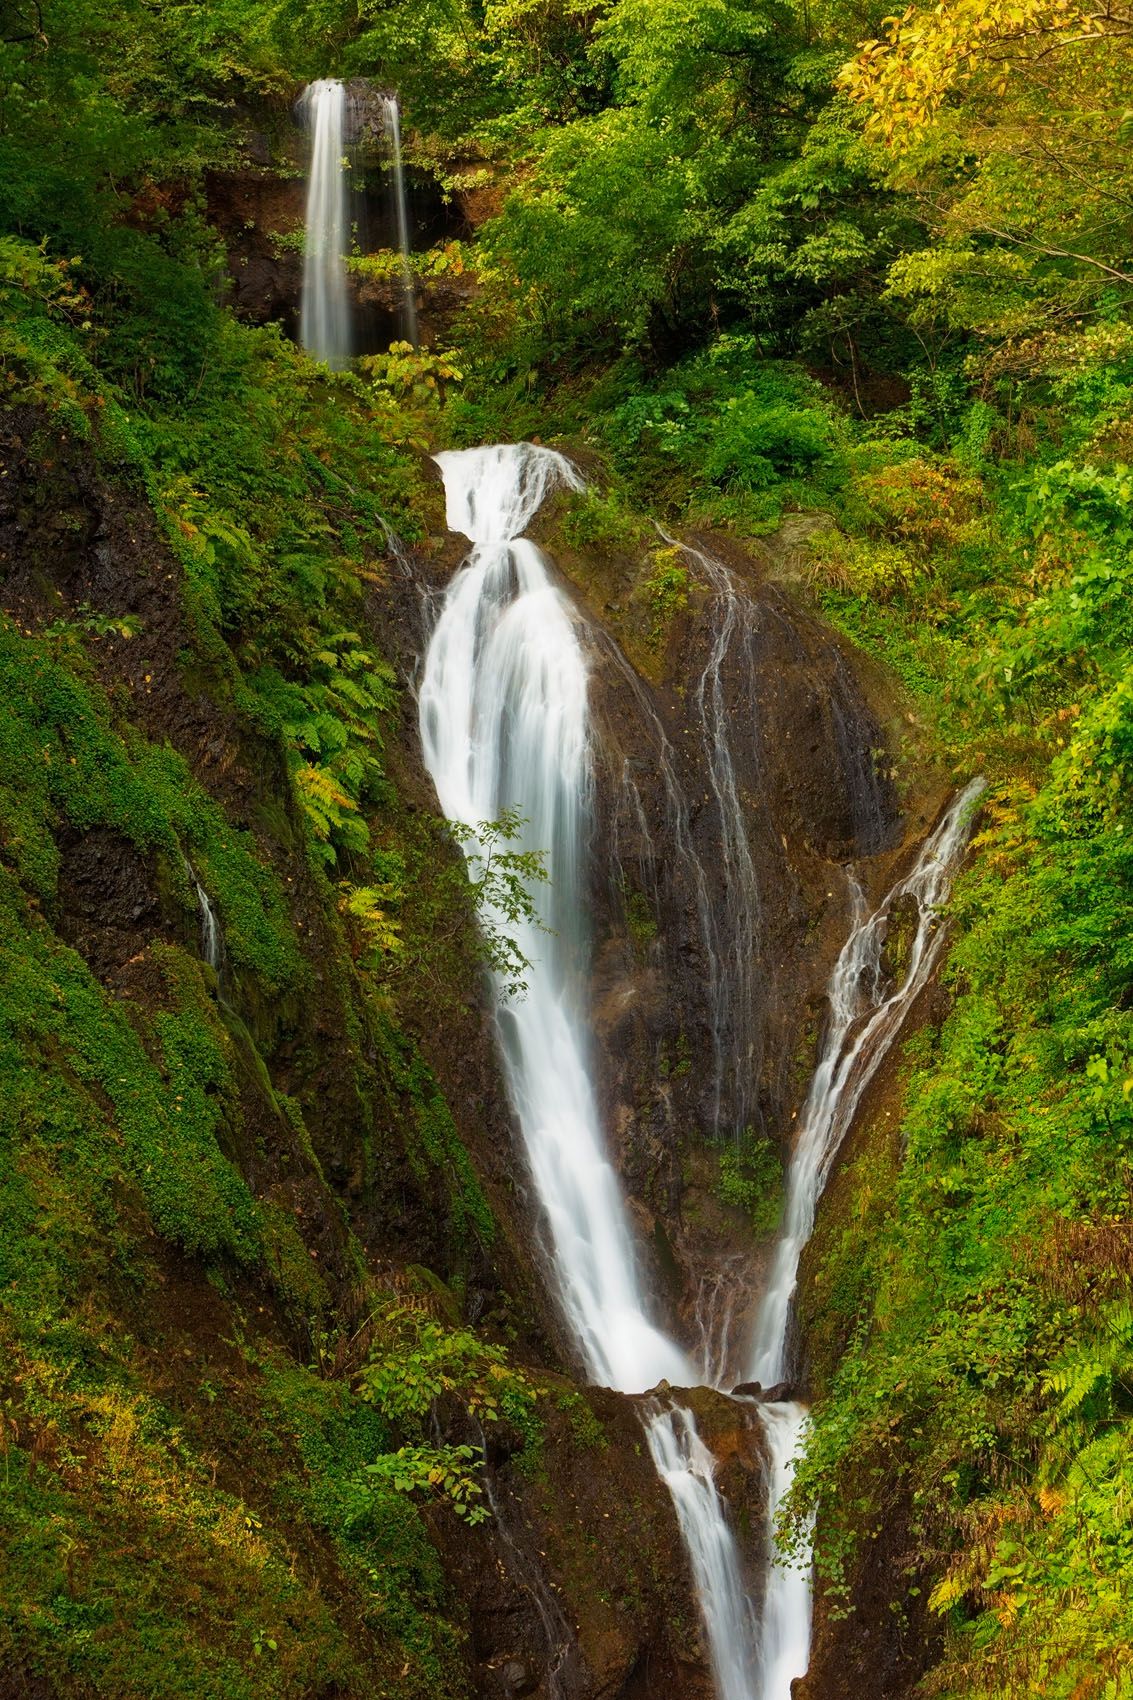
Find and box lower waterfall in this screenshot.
[418,440,981,1700]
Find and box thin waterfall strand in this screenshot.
[380,94,418,346]
[684,542,763,1139]
[749,779,985,1700]
[647,1404,761,1700]
[298,79,351,368]
[194,876,223,973]
[418,442,760,1698]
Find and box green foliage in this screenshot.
[447,810,551,998]
[714,1129,782,1236]
[351,1301,536,1527]
[642,548,688,645]
[357,1299,532,1427]
[620,879,658,953]
[558,485,650,555]
[355,1442,490,1524]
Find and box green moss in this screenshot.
[556,1388,608,1452]
[621,878,658,954]
[642,546,689,647]
[371,1018,496,1260]
[0,1349,386,1700]
[0,878,260,1269]
[259,1359,471,1698]
[713,1128,783,1236]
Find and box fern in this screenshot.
[338,882,403,957]
[294,763,358,841]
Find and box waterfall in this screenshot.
[646,1404,761,1700]
[298,79,351,368]
[747,778,985,1699]
[379,94,419,347]
[418,442,757,1692]
[418,443,983,1700]
[193,874,223,974]
[181,856,223,974]
[419,443,686,1392]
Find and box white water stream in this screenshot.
[748,778,985,1698]
[379,94,419,346]
[418,440,982,1700]
[418,443,760,1694]
[298,79,351,368]
[193,873,223,974]
[419,444,687,1391]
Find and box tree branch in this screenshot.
[972,223,1133,285]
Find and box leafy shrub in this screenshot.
[701,393,836,490]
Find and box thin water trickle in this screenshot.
[379,94,418,346]
[194,876,223,974]
[298,79,351,368]
[684,542,763,1140]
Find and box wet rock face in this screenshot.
[205,168,305,337]
[55,827,170,983]
[576,545,901,1329]
[430,1381,752,1700]
[797,1477,943,1700]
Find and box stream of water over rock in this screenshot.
[299,81,418,361]
[298,79,351,368]
[379,93,419,346]
[417,441,981,1700]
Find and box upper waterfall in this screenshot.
[379,94,418,347]
[298,79,351,368]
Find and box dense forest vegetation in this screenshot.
[2,0,1132,1697]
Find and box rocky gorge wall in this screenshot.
[0,374,960,1700]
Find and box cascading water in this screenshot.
[418,442,758,1693]
[298,79,352,368]
[646,1404,760,1700]
[419,443,686,1392]
[181,855,224,974]
[680,542,764,1140]
[194,873,223,974]
[747,778,985,1699]
[379,94,419,346]
[418,442,983,1700]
